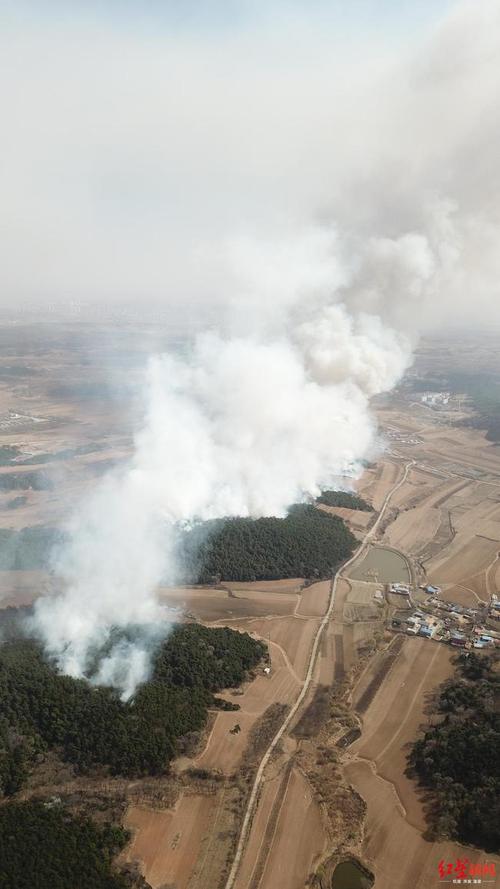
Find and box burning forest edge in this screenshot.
[0,500,357,580]
[0,619,267,795]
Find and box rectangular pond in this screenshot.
[349,546,410,584]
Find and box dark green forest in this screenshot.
[0,624,265,797]
[180,504,357,582]
[1,504,355,581]
[409,652,500,852]
[316,490,372,511]
[0,801,133,889]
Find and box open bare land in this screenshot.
[343,760,491,889]
[349,637,455,830]
[243,765,326,889]
[125,795,217,889]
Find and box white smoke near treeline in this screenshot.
[27,0,500,696]
[31,228,438,697]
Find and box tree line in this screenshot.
[408,652,500,852]
[179,504,357,583]
[0,502,358,583]
[315,490,373,511]
[1,503,357,581]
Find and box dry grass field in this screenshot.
[247,766,326,889]
[0,569,50,606]
[191,641,300,774]
[317,503,373,536]
[357,460,402,511]
[232,756,290,889]
[124,795,218,889]
[295,580,331,617]
[158,584,299,622]
[343,759,499,889]
[227,615,321,683]
[350,637,455,830]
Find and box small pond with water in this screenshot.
[331,859,374,889]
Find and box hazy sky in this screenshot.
[1,0,498,323]
[2,2,455,36]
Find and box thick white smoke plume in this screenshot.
[29,0,500,695]
[33,230,432,697]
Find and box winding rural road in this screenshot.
[224,457,415,889]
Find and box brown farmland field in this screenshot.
[192,643,300,774]
[344,760,500,889]
[124,795,217,889]
[350,637,455,830]
[243,766,326,889]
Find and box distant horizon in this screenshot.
[3,0,496,330]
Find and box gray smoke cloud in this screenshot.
[24,0,500,695]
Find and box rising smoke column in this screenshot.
[28,0,500,696]
[32,231,423,698]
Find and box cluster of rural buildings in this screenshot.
[388,582,500,650]
[419,391,451,406]
[489,594,500,622]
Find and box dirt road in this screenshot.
[224,458,413,889]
